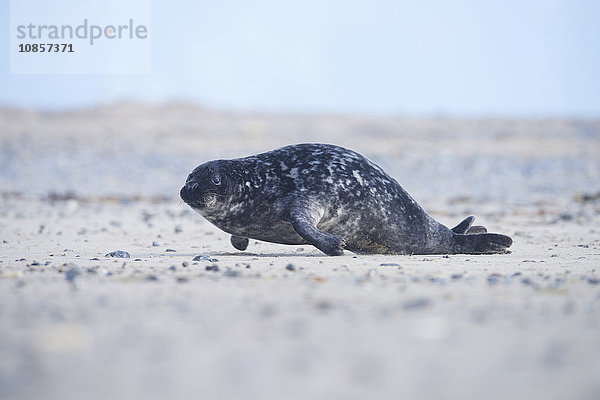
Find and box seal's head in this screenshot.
[180,160,235,211]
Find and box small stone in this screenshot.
[403,297,431,310]
[182,262,189,268]
[205,265,220,272]
[193,255,218,262]
[223,268,239,278]
[152,241,160,247]
[487,274,501,286]
[65,267,81,282]
[105,250,130,258]
[425,275,446,285]
[451,273,463,280]
[146,275,158,281]
[588,277,600,285]
[285,263,296,271]
[44,261,51,266]
[134,258,142,261]
[176,277,189,283]
[521,277,540,289]
[168,265,177,271]
[90,257,100,261]
[174,226,182,234]
[380,263,400,266]
[557,213,574,221]
[31,261,40,266]
[165,248,177,252]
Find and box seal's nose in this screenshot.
[180,181,199,203]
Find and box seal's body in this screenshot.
[180,144,512,256]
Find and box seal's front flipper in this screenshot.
[230,235,249,251]
[288,208,345,256]
[451,215,475,234]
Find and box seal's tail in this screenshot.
[453,232,513,254]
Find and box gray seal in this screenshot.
[180,143,512,256]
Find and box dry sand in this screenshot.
[1,103,599,399]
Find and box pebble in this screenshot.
[182,262,189,268]
[223,268,240,278]
[65,267,81,282]
[556,213,574,222]
[424,274,446,285]
[105,250,130,258]
[521,277,541,289]
[165,248,177,252]
[205,265,220,272]
[193,255,218,262]
[152,241,160,247]
[380,263,400,266]
[402,297,431,310]
[285,263,296,271]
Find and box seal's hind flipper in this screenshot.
[230,235,249,251]
[466,225,487,234]
[451,215,475,234]
[453,232,513,254]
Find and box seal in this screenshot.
[180,143,512,256]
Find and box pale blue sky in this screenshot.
[2,0,599,116]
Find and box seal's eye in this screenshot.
[211,176,221,186]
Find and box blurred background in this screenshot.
[1,0,599,203]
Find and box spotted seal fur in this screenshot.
[180,143,512,256]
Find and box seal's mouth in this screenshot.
[180,185,217,209]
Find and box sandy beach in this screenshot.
[1,104,599,399]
